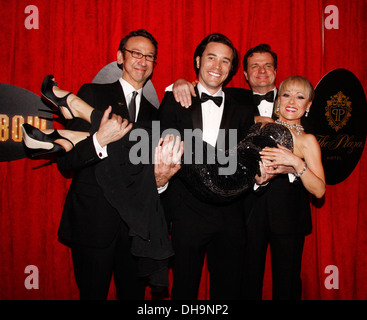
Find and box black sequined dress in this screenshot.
[179,122,294,203]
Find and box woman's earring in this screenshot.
[305,109,309,117]
[276,104,280,114]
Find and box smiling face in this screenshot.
[196,42,233,94]
[277,79,313,125]
[117,36,156,89]
[244,52,276,94]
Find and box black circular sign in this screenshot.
[303,69,367,185]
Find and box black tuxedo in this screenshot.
[226,87,278,119]
[226,86,312,300]
[159,88,254,299]
[57,81,159,299]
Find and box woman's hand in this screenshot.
[259,144,304,174]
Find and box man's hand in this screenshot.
[254,160,277,185]
[254,116,274,127]
[264,164,295,175]
[172,79,198,108]
[154,134,184,187]
[96,106,132,147]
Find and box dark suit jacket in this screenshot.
[226,87,278,120]
[158,88,255,221]
[57,81,159,248]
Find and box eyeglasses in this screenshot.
[123,49,157,62]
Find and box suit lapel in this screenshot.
[251,93,261,116]
[109,81,159,122]
[216,93,236,150]
[190,87,203,132]
[137,95,156,122]
[109,81,129,119]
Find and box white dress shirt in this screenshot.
[94,78,142,158]
[253,88,277,117]
[119,78,143,122]
[197,82,225,147]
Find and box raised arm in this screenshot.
[171,78,197,108]
[298,134,326,198]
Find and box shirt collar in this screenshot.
[253,87,277,96]
[119,78,143,97]
[197,82,224,98]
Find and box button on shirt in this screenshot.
[197,82,225,147]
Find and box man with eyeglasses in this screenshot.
[57,29,170,300]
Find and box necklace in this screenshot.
[275,119,304,135]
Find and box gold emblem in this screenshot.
[325,91,352,132]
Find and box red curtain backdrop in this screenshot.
[0,0,366,300]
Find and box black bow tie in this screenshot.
[253,91,274,106]
[200,92,223,107]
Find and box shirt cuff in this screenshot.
[288,173,296,183]
[157,182,169,194]
[93,133,108,159]
[165,84,173,92]
[253,182,269,190]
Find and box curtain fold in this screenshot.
[0,0,366,299]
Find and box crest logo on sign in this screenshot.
[325,91,352,132]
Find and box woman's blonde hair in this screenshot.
[278,75,315,101]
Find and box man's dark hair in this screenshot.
[242,44,277,71]
[117,29,158,69]
[193,33,239,86]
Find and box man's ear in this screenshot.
[117,50,124,65]
[243,71,249,81]
[196,56,201,70]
